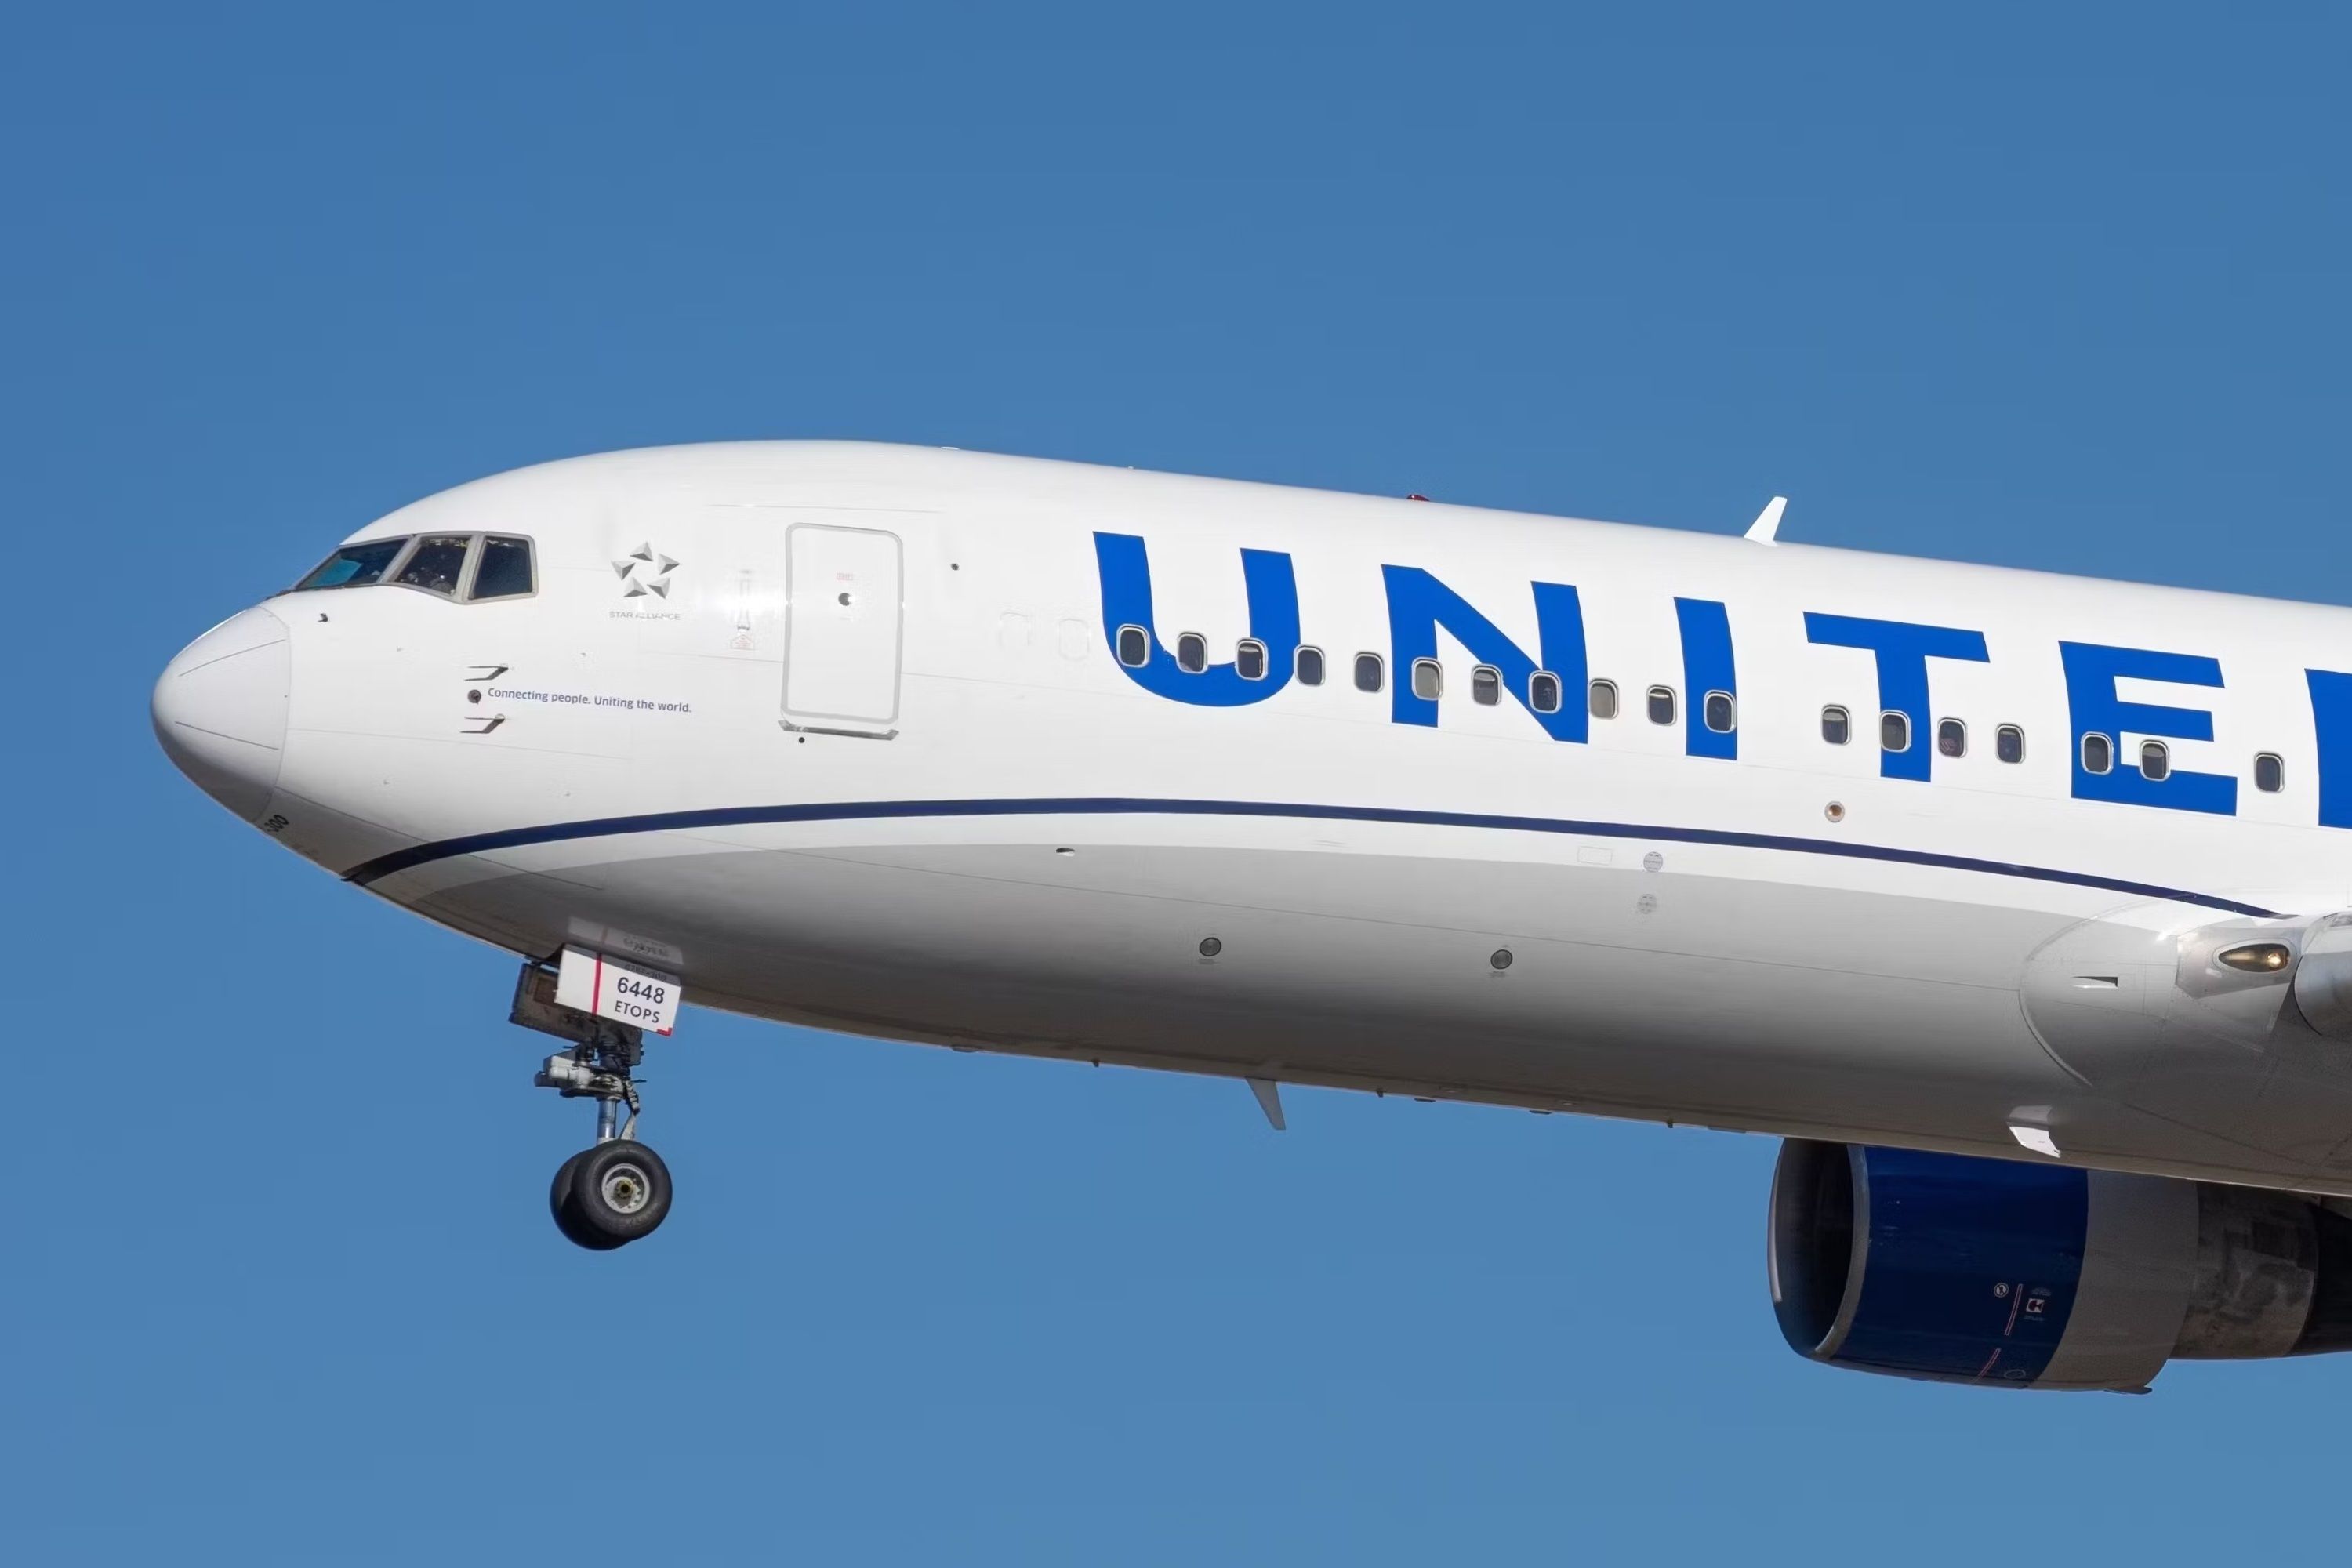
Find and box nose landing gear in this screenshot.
[512,960,675,1250]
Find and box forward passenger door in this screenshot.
[782,523,903,738]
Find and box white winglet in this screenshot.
[2009,1123,2060,1158]
[1745,495,1788,544]
[1247,1076,1287,1131]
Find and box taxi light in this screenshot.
[2218,943,2292,974]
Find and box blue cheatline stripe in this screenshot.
[339,796,2281,916]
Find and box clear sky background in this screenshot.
[6,4,2350,1563]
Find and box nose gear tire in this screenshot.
[565,1139,673,1246]
[549,1148,626,1251]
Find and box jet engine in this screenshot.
[1768,1140,2352,1390]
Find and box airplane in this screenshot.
[152,441,2352,1392]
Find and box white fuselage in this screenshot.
[154,443,2352,1194]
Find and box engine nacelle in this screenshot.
[1768,1141,2352,1390]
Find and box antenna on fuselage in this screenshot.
[1247,1076,1287,1131]
[1745,495,1788,545]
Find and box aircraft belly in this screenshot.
[408,832,2111,1140]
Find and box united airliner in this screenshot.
[153,442,2352,1391]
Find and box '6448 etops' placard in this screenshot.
[554,943,681,1036]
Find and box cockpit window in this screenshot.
[395,534,474,597]
[294,537,409,591]
[471,535,535,600]
[289,531,538,601]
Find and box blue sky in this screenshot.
[7,4,2350,1562]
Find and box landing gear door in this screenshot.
[782,524,903,737]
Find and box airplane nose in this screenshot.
[152,604,292,822]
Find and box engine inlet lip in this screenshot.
[1768,1140,1871,1359]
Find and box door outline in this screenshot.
[782,522,904,738]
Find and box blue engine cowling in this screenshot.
[1768,1141,2352,1390]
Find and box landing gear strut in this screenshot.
[512,960,674,1250]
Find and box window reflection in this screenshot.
[293,537,408,591]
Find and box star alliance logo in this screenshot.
[613,543,681,599]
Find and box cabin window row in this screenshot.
[1819,703,2287,792]
[1112,633,2292,793]
[1113,631,1735,728]
[2074,735,2287,792]
[1819,706,2028,762]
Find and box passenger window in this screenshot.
[1116,626,1150,667]
[1880,711,1911,753]
[1588,680,1618,720]
[1646,686,1676,725]
[1703,691,1736,733]
[1354,653,1385,693]
[1236,639,1268,681]
[1530,672,1562,713]
[1820,706,1850,745]
[1294,646,1325,686]
[1411,659,1443,700]
[294,536,409,591]
[1471,665,1501,706]
[470,535,535,600]
[2082,732,2114,775]
[395,534,473,597]
[1937,719,1965,758]
[1996,724,2024,764]
[1176,633,1207,673]
[2255,752,2285,793]
[2140,740,2170,781]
